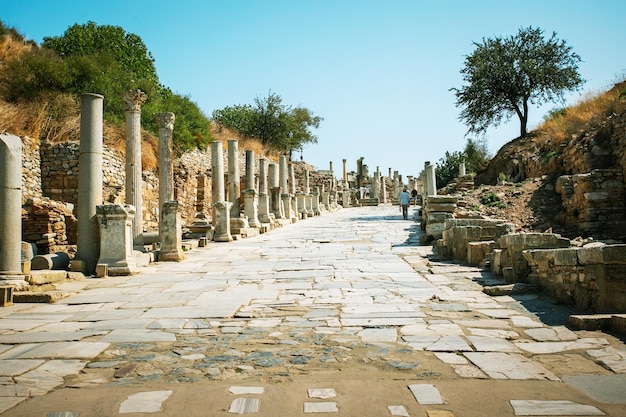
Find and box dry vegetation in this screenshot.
[535,81,626,145]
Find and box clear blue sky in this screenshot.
[2,0,625,178]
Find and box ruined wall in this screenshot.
[21,139,335,244]
[524,245,626,313]
[556,169,626,238]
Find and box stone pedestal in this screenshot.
[213,201,233,242]
[0,134,22,276]
[296,192,307,219]
[305,194,314,217]
[312,188,321,216]
[243,189,261,228]
[321,191,330,212]
[96,204,138,275]
[159,200,185,261]
[76,93,104,275]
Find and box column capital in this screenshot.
[155,112,175,130]
[124,89,148,112]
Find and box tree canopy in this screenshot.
[435,138,491,187]
[213,91,322,157]
[0,20,212,150]
[451,26,584,138]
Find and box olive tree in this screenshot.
[451,26,584,138]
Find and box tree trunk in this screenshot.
[520,97,529,137]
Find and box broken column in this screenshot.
[96,204,138,274]
[312,186,321,215]
[124,89,147,249]
[459,162,466,177]
[269,162,284,220]
[76,93,104,275]
[156,112,184,260]
[342,159,348,188]
[228,140,241,219]
[304,170,314,216]
[289,162,298,221]
[243,150,261,228]
[211,141,233,242]
[0,134,23,278]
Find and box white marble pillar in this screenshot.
[156,112,175,211]
[243,150,261,228]
[228,140,241,218]
[380,176,387,204]
[342,159,347,185]
[96,204,138,274]
[372,170,380,201]
[269,162,284,220]
[393,171,400,202]
[280,156,293,222]
[0,134,22,276]
[312,186,321,215]
[124,89,147,249]
[258,158,272,224]
[76,93,104,275]
[427,162,437,196]
[459,161,466,177]
[211,141,232,242]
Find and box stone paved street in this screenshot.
[1,205,626,416]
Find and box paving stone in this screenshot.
[433,352,468,364]
[586,347,626,373]
[515,338,609,354]
[228,397,260,414]
[307,388,336,399]
[408,383,444,404]
[0,342,110,359]
[563,374,626,404]
[388,405,409,416]
[452,364,487,378]
[99,329,176,343]
[509,400,604,415]
[466,336,520,352]
[0,397,27,414]
[426,411,456,417]
[119,390,173,413]
[47,412,79,417]
[229,386,264,395]
[464,352,559,380]
[357,328,397,342]
[0,359,45,376]
[425,336,472,352]
[304,401,338,413]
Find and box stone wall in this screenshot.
[556,169,626,238]
[21,139,335,243]
[523,244,626,313]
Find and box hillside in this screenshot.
[455,81,626,240]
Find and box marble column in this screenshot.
[393,171,400,202]
[280,156,293,222]
[269,162,284,220]
[211,141,232,242]
[159,200,185,261]
[96,204,138,274]
[244,150,261,228]
[156,112,175,211]
[0,134,22,276]
[426,162,437,196]
[342,158,348,188]
[258,158,272,224]
[76,93,104,275]
[288,162,298,220]
[459,162,466,177]
[372,170,380,201]
[380,176,387,204]
[124,89,147,249]
[228,140,241,219]
[304,170,314,216]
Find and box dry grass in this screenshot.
[536,82,626,144]
[0,33,32,65]
[210,123,279,162]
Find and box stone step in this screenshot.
[27,270,68,285]
[13,290,72,303]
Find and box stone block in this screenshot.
[553,248,580,266]
[32,252,70,270]
[27,270,67,285]
[427,195,458,204]
[610,314,626,334]
[0,286,14,307]
[70,259,86,273]
[567,314,612,331]
[502,267,515,283]
[602,245,626,264]
[578,245,604,265]
[467,241,495,266]
[95,264,108,278]
[21,261,31,274]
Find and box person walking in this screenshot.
[411,188,418,206]
[399,187,411,220]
